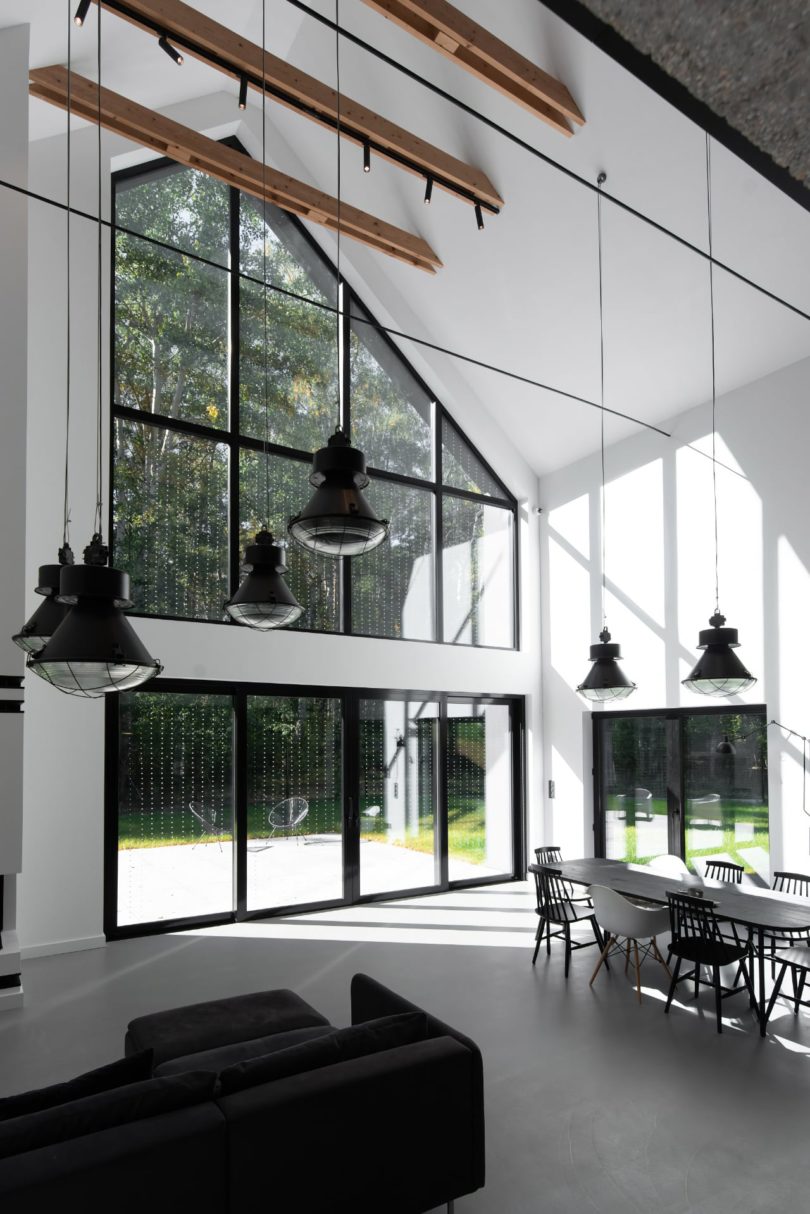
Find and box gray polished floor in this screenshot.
[2,882,809,1213]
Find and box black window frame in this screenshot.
[109,141,520,650]
[592,702,768,859]
[104,680,526,940]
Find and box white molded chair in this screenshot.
[647,853,690,878]
[589,884,672,1003]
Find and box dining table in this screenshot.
[528,857,810,1035]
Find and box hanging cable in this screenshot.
[94,6,104,540]
[705,133,720,615]
[597,177,606,627]
[261,0,270,528]
[334,0,342,435]
[62,2,73,557]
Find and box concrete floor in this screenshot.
[2,882,810,1212]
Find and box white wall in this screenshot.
[539,354,810,873]
[18,95,543,955]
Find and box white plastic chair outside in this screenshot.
[589,884,671,1002]
[647,854,690,878]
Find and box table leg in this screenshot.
[758,926,766,1037]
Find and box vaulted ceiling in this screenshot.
[7,0,810,480]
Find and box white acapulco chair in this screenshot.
[589,884,672,1003]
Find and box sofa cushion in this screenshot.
[125,989,331,1067]
[0,1051,154,1122]
[154,1025,335,1077]
[219,1012,428,1096]
[0,1071,216,1161]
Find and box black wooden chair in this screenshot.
[761,871,810,974]
[765,942,810,1021]
[704,859,744,884]
[664,891,758,1033]
[531,867,605,977]
[534,846,591,906]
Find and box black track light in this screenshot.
[238,75,248,110]
[475,202,484,230]
[363,140,371,173]
[158,34,184,65]
[424,176,433,205]
[74,0,91,27]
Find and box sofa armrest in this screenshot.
[218,1037,482,1213]
[350,973,484,1186]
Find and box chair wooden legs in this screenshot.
[713,964,723,1033]
[633,940,642,1004]
[664,955,682,1013]
[589,934,613,986]
[564,923,572,979]
[651,937,672,978]
[532,917,546,965]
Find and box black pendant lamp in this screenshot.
[13,550,74,656]
[28,7,161,697]
[225,531,303,629]
[289,428,389,557]
[28,536,162,697]
[576,172,636,703]
[226,2,304,629]
[288,0,389,561]
[683,136,756,698]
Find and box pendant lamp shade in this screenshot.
[715,735,736,755]
[576,628,637,702]
[225,531,304,630]
[682,612,756,698]
[12,563,72,656]
[288,429,389,558]
[27,541,162,698]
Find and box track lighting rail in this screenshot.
[92,0,502,215]
[30,66,442,272]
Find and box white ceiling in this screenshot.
[5,0,810,477]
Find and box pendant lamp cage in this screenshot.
[225,0,304,630]
[28,4,161,697]
[287,0,389,560]
[576,172,636,703]
[682,135,756,698]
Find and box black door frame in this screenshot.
[592,702,768,860]
[104,680,525,940]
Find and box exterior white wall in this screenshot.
[539,354,810,873]
[18,95,543,955]
[0,24,29,1007]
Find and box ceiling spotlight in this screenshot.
[158,34,184,65]
[363,140,371,173]
[74,0,91,26]
[475,202,484,230]
[238,75,248,110]
[424,176,433,205]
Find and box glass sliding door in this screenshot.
[597,713,670,864]
[246,695,343,912]
[446,701,513,882]
[117,691,234,926]
[594,706,769,882]
[359,697,440,896]
[683,711,769,881]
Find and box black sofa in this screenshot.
[0,974,484,1213]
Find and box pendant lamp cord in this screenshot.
[335,0,342,434]
[63,1,72,553]
[261,0,270,528]
[705,133,719,614]
[596,171,607,631]
[93,6,104,540]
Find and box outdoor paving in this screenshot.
[117,836,491,926]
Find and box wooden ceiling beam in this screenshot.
[359,0,584,136]
[29,66,442,273]
[93,0,503,212]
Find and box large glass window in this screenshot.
[107,684,522,936]
[594,705,769,882]
[112,150,517,648]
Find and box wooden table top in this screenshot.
[528,858,810,933]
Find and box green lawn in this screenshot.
[607,796,769,873]
[119,796,488,864]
